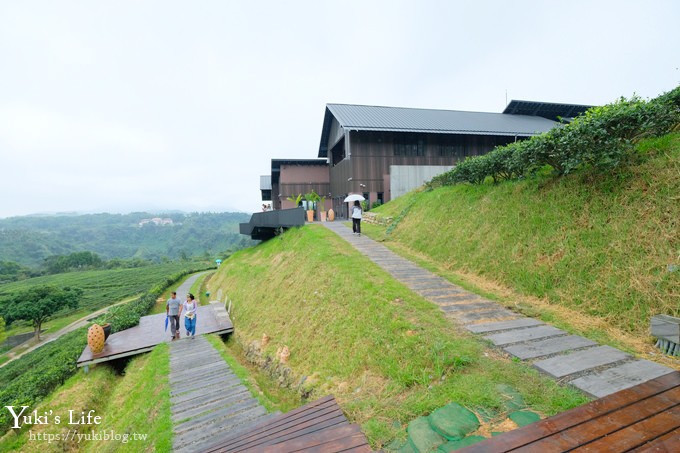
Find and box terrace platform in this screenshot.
[77,301,233,369]
[459,371,680,452]
[200,395,371,453]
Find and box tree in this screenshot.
[43,251,103,274]
[0,286,82,341]
[0,260,28,283]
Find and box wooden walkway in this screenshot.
[77,301,233,368]
[458,371,680,452]
[170,335,275,452]
[199,395,371,452]
[323,222,677,399]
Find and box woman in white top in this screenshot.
[351,200,363,236]
[182,293,198,338]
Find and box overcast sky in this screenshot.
[0,1,678,218]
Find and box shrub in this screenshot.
[429,85,680,187]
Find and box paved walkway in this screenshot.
[169,335,273,452]
[323,222,675,398]
[173,271,210,300]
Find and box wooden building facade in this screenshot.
[269,159,330,211]
[329,130,516,207]
[257,101,593,221]
[318,102,592,216]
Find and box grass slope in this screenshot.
[208,226,587,447]
[0,344,171,452]
[370,133,679,344]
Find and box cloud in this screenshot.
[0,103,171,170]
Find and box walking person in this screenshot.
[166,291,182,340]
[183,293,198,339]
[351,200,363,235]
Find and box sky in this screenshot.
[0,0,678,218]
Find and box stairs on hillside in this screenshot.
[322,221,676,399]
[169,336,275,452]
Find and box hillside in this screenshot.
[202,134,678,448]
[0,211,254,267]
[367,132,679,342]
[207,226,588,447]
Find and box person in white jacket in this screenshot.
[351,200,363,236]
[181,293,198,338]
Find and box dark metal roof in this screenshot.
[318,103,558,157]
[503,100,593,122]
[271,159,328,184]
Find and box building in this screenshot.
[266,159,331,211]
[317,101,591,215]
[256,100,592,219]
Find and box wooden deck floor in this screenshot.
[77,301,233,368]
[199,395,371,453]
[458,371,680,452]
[170,335,274,452]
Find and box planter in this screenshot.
[328,208,335,221]
[320,211,327,222]
[101,323,112,341]
[306,210,314,222]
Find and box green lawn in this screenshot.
[207,225,588,448]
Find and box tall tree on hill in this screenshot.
[0,286,82,341]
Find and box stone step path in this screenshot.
[169,336,274,452]
[323,222,675,398]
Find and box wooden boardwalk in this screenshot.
[458,371,680,452]
[170,335,275,452]
[323,222,677,399]
[199,395,371,453]
[77,301,233,368]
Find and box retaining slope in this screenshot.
[323,222,675,398]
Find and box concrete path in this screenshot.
[169,335,273,452]
[323,222,675,398]
[172,271,210,300]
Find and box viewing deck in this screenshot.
[461,371,680,452]
[239,207,305,240]
[77,301,233,369]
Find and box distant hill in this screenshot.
[0,211,254,267]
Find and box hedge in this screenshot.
[428,85,680,188]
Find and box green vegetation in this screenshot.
[0,345,171,452]
[208,226,588,447]
[368,132,680,343]
[0,328,88,432]
[0,262,201,330]
[0,286,83,340]
[83,345,172,452]
[2,88,676,451]
[430,85,679,187]
[43,251,104,274]
[0,211,254,268]
[0,267,198,432]
[206,334,301,413]
[0,359,117,452]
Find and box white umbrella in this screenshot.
[343,194,365,202]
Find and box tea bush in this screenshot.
[429,85,680,187]
[0,267,203,432]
